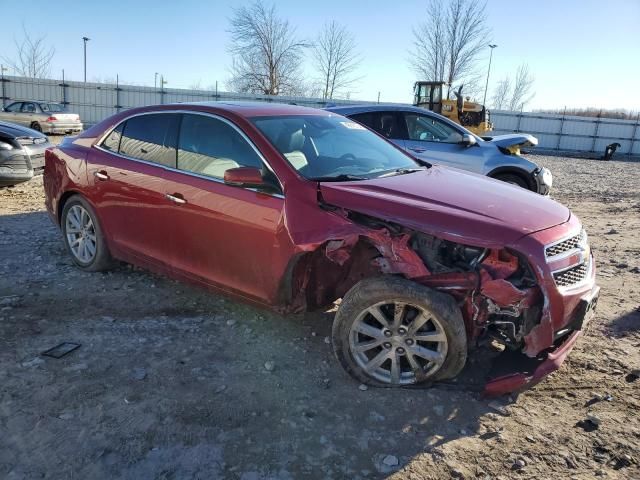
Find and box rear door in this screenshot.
[87,112,181,268]
[160,112,285,302]
[398,111,484,173]
[19,102,38,127]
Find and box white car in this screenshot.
[0,101,83,134]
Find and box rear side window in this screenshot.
[101,123,124,152]
[177,114,262,179]
[351,111,401,139]
[119,113,179,167]
[21,103,37,113]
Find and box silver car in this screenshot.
[327,104,552,195]
[0,121,52,187]
[0,101,83,134]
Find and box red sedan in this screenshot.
[44,102,599,394]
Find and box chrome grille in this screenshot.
[553,262,588,288]
[546,231,583,258]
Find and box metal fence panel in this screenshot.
[1,75,638,157]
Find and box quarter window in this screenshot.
[101,123,124,152]
[404,114,463,143]
[119,114,179,167]
[177,114,262,179]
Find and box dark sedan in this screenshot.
[0,121,52,187]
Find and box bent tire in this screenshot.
[332,276,467,387]
[494,173,529,190]
[61,195,114,272]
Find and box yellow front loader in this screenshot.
[413,81,493,136]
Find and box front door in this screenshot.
[160,112,285,303]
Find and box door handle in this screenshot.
[408,147,427,153]
[94,170,109,181]
[165,193,187,205]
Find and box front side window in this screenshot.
[5,102,22,112]
[404,113,463,143]
[119,113,179,167]
[177,114,262,179]
[253,115,420,181]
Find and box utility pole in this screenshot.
[154,72,158,89]
[482,44,498,107]
[82,37,90,83]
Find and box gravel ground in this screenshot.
[0,154,639,479]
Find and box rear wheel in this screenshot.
[494,173,529,189]
[30,122,42,132]
[61,195,114,271]
[332,276,467,387]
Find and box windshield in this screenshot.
[252,115,422,181]
[40,103,65,113]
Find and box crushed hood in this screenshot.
[319,166,570,248]
[488,133,538,149]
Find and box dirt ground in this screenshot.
[1,154,639,479]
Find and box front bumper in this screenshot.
[532,167,552,196]
[0,167,34,186]
[484,284,600,396]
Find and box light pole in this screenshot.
[154,72,158,89]
[482,44,498,107]
[82,37,90,82]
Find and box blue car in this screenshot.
[326,104,552,195]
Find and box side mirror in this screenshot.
[223,166,265,188]
[460,133,477,147]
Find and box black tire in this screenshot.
[30,122,42,132]
[332,276,467,387]
[494,173,529,189]
[61,195,114,272]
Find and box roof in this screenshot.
[168,101,330,118]
[326,103,427,114]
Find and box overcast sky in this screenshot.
[1,0,639,111]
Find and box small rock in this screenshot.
[382,455,399,467]
[324,336,330,344]
[512,458,526,470]
[358,384,368,391]
[264,361,275,372]
[311,331,317,337]
[525,435,537,443]
[488,400,510,416]
[586,413,602,426]
[21,357,44,368]
[131,367,147,380]
[58,412,74,420]
[226,319,237,326]
[628,369,640,381]
[606,228,618,234]
[215,385,227,393]
[630,266,640,274]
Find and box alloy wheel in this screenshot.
[348,300,448,385]
[65,205,97,263]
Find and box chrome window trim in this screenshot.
[93,109,284,197]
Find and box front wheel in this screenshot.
[30,122,42,132]
[332,276,467,387]
[494,173,529,189]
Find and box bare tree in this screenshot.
[227,0,307,95]
[508,63,535,111]
[491,77,511,110]
[313,21,361,100]
[2,27,55,78]
[410,0,490,97]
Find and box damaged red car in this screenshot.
[44,102,599,394]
